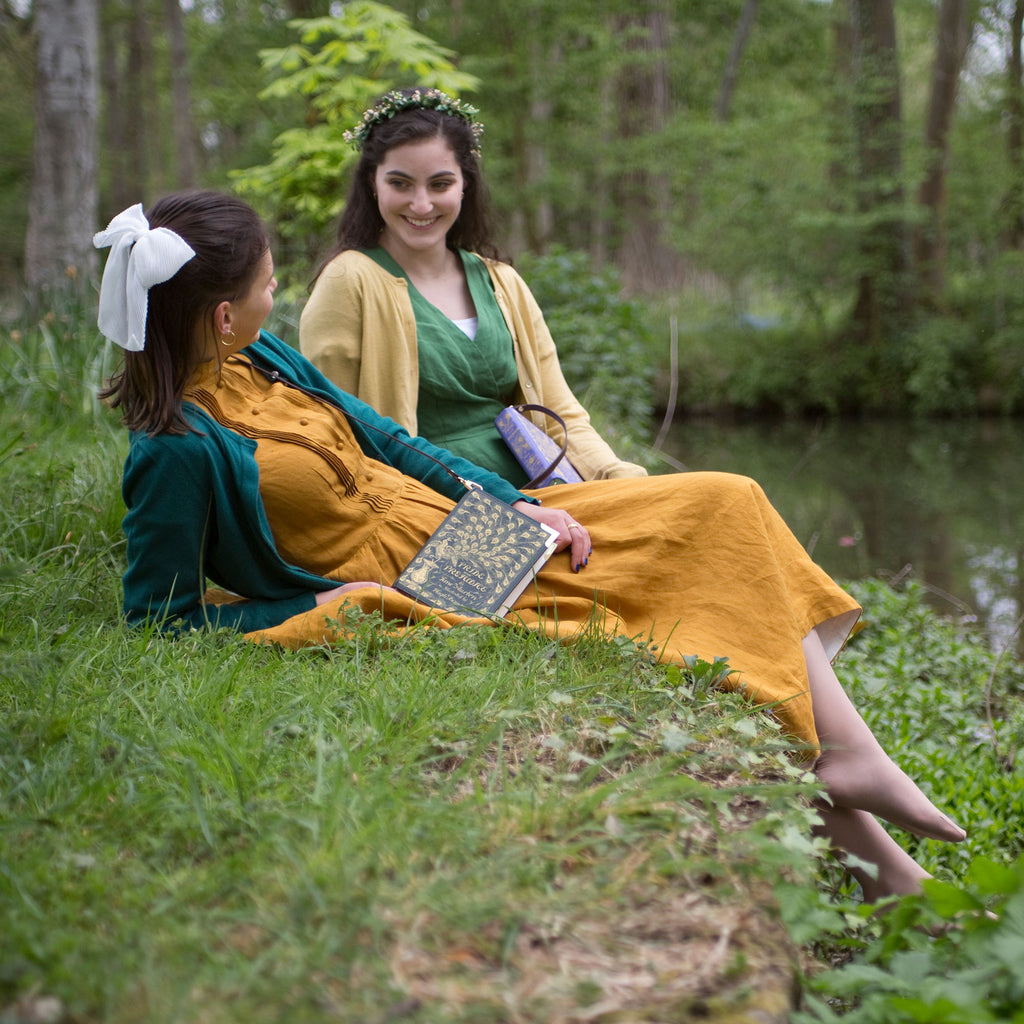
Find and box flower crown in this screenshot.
[343,88,484,154]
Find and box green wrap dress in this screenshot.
[365,247,529,486]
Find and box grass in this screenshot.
[3,586,825,1019]
[3,289,1024,1021]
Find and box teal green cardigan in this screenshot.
[121,331,533,631]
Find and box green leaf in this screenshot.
[965,856,1023,897]
[233,0,481,275]
[922,878,986,916]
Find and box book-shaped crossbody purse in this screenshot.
[494,404,584,488]
[394,488,559,617]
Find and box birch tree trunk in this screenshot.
[24,0,99,289]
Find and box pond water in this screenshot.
[655,416,1024,655]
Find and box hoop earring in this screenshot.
[220,330,236,348]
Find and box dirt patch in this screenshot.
[380,883,798,1023]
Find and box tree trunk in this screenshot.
[617,0,677,293]
[498,15,554,253]
[913,0,973,301]
[524,36,555,248]
[25,0,99,289]
[715,0,759,122]
[1003,0,1024,249]
[101,4,132,214]
[828,0,854,194]
[165,0,196,187]
[127,0,151,192]
[822,0,855,287]
[590,70,615,266]
[849,0,910,364]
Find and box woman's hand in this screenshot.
[513,501,591,572]
[315,581,397,606]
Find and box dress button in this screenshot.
[525,382,534,389]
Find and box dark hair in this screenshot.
[100,189,270,436]
[312,92,501,286]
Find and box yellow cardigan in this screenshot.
[298,249,648,482]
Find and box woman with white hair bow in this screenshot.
[94,188,966,903]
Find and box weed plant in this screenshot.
[3,288,1024,1021]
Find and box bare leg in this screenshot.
[815,805,932,901]
[803,630,966,843]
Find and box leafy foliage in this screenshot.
[666,293,1024,417]
[231,1,479,277]
[903,314,982,416]
[9,0,1024,413]
[794,857,1024,1022]
[515,246,655,444]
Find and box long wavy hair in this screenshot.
[100,190,270,436]
[312,93,502,286]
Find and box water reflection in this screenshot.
[657,417,1024,653]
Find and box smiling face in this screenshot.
[373,135,464,259]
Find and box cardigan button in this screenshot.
[335,441,345,450]
[299,418,309,426]
[524,381,534,389]
[251,408,260,415]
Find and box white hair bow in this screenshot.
[93,203,196,351]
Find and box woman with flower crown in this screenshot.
[95,187,965,902]
[299,88,648,486]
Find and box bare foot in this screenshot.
[815,805,932,901]
[814,744,966,843]
[801,631,965,844]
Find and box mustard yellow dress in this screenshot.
[187,357,860,750]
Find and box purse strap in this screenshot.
[515,403,573,488]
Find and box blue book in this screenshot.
[494,406,584,486]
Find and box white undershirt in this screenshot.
[452,316,478,340]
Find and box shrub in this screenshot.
[903,315,980,417]
[795,856,1024,1022]
[514,246,655,443]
